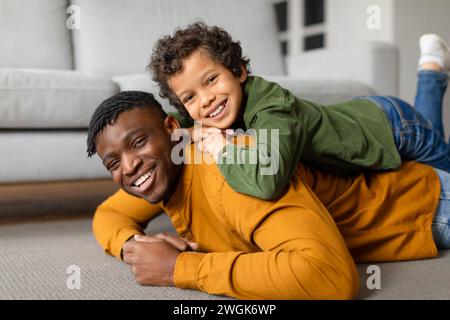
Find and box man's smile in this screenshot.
[129,163,158,194]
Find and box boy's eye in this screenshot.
[183,95,193,104]
[207,75,217,84]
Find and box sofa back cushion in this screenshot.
[0,0,73,69]
[71,0,284,77]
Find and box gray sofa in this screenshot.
[5,0,445,301]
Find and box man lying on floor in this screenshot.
[86,91,449,300]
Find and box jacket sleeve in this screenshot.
[92,189,163,259]
[217,103,306,201]
[172,179,360,300]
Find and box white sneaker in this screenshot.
[419,34,450,72]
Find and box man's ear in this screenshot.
[239,64,248,83]
[163,115,181,136]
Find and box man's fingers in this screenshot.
[122,240,136,254]
[123,252,135,265]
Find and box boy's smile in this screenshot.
[168,49,247,129]
[95,107,181,204]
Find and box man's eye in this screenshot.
[134,138,146,148]
[108,161,119,172]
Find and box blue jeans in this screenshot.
[433,168,450,249]
[361,70,450,172]
[356,70,450,249]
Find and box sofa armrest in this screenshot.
[286,42,399,96]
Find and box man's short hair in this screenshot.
[148,21,251,117]
[86,91,166,157]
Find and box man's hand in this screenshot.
[122,233,198,286]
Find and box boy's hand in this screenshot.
[196,129,232,160]
[134,233,198,251]
[121,233,198,287]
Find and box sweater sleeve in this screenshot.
[173,178,360,300]
[217,103,306,200]
[92,189,163,260]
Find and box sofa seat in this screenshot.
[0,69,118,128]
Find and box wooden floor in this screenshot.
[0,179,118,224]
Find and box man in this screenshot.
[87,91,443,300]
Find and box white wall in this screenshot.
[326,0,394,49]
[392,0,450,137]
[326,0,450,137]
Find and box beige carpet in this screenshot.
[0,214,449,300]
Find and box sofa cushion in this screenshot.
[264,76,377,105]
[112,74,178,114]
[0,69,119,128]
[71,0,284,77]
[0,0,72,69]
[0,131,109,183]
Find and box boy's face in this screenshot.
[168,49,247,129]
[96,107,181,204]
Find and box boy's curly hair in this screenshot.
[148,21,251,117]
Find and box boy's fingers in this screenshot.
[133,234,164,243]
[203,127,222,134]
[225,129,235,136]
[154,233,198,251]
[155,233,189,251]
[184,239,199,251]
[196,140,205,152]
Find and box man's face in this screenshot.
[168,49,247,129]
[96,107,181,203]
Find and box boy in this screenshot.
[87,91,450,299]
[148,22,450,199]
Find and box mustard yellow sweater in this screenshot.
[92,147,439,299]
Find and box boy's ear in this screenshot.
[239,64,248,83]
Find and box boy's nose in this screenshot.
[200,91,215,108]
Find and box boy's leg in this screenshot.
[414,34,450,137]
[365,95,450,172]
[432,168,450,249]
[414,70,448,137]
[360,35,450,172]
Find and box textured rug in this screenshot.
[0,214,449,300]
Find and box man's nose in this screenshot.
[122,152,142,175]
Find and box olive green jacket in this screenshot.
[216,76,401,199]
